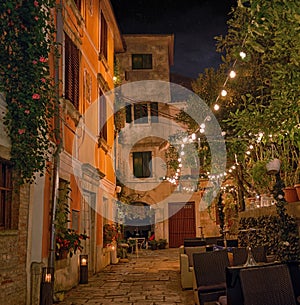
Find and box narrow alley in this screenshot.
[57,248,194,305]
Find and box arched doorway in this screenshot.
[123,201,154,239]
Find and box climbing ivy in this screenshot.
[0,0,57,184]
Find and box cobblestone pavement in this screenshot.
[57,248,195,305]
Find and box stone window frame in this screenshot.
[0,158,13,230]
[132,54,153,70]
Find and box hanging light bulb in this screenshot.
[214,104,220,111]
[229,70,236,78]
[239,51,246,59]
[191,133,196,140]
[221,89,227,97]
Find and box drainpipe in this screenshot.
[48,0,63,274]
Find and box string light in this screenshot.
[214,104,220,111]
[213,31,249,111]
[221,89,228,97]
[229,70,236,78]
[239,51,246,59]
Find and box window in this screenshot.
[125,103,132,123]
[133,152,152,178]
[99,90,107,141]
[74,0,81,11]
[150,102,159,123]
[0,159,13,230]
[132,54,152,69]
[64,34,80,109]
[100,12,108,60]
[134,103,148,124]
[126,102,158,124]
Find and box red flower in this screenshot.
[34,1,39,7]
[32,60,37,65]
[32,93,40,99]
[24,109,30,114]
[18,129,26,135]
[39,56,47,63]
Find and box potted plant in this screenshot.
[103,223,119,247]
[55,183,89,259]
[148,239,158,250]
[157,239,168,249]
[266,158,281,175]
[249,160,273,195]
[56,229,89,258]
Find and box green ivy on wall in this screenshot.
[0,0,57,184]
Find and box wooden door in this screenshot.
[168,202,195,248]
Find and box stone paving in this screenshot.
[57,248,195,305]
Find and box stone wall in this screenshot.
[0,184,30,305]
[239,201,300,235]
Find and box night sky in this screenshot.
[111,0,236,79]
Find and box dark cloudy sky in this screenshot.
[111,0,236,78]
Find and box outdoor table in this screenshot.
[128,237,146,257]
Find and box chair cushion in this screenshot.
[197,282,226,293]
[185,246,206,267]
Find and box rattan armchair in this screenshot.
[192,249,230,305]
[240,263,297,305]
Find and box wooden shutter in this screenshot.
[65,34,80,109]
[100,12,107,60]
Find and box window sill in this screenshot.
[98,53,109,72]
[60,98,82,127]
[0,229,18,236]
[98,137,111,153]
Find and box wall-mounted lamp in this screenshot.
[79,255,88,284]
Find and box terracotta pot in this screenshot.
[283,187,298,203]
[294,184,300,201]
[266,158,281,174]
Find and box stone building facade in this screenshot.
[115,34,220,246]
[0,0,124,304]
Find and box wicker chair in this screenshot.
[240,263,297,305]
[192,249,230,305]
[232,246,267,266]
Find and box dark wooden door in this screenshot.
[168,202,196,248]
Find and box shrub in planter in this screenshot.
[148,240,158,250]
[157,239,168,249]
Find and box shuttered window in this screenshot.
[65,34,80,109]
[150,102,158,123]
[0,159,13,230]
[74,0,81,11]
[132,54,152,69]
[134,103,148,124]
[133,152,152,178]
[100,12,108,60]
[126,102,159,124]
[99,90,107,141]
[125,103,132,123]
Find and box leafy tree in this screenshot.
[174,0,300,204]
